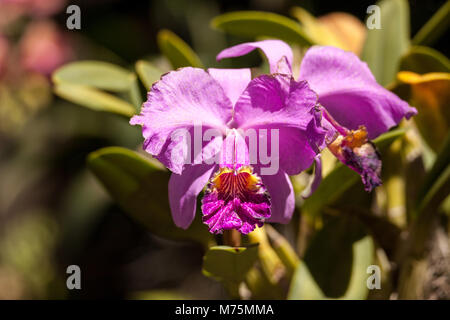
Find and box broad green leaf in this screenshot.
[301,129,406,217]
[340,236,375,299]
[399,46,450,74]
[361,0,410,86]
[398,71,450,151]
[52,61,135,92]
[211,11,314,46]
[412,1,450,46]
[415,132,450,217]
[288,216,375,300]
[157,29,203,69]
[288,261,326,299]
[135,60,163,90]
[87,147,212,245]
[202,245,258,283]
[54,83,135,117]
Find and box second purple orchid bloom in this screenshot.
[131,40,417,235]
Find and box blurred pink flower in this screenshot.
[1,0,66,17]
[0,34,9,77]
[19,20,73,75]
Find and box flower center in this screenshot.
[201,165,271,235]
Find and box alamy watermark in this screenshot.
[66,5,81,30]
[366,5,381,30]
[66,265,81,290]
[169,123,280,176]
[366,265,381,290]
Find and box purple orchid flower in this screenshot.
[130,43,327,234]
[217,40,417,192]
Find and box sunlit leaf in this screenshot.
[361,0,410,86]
[52,61,135,92]
[202,245,258,283]
[412,1,450,46]
[52,61,143,111]
[400,46,450,74]
[288,216,374,300]
[135,60,163,90]
[54,83,136,117]
[87,147,212,246]
[290,7,344,48]
[301,129,406,217]
[398,71,450,151]
[211,11,314,46]
[157,29,203,69]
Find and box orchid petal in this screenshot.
[299,46,417,139]
[208,68,252,106]
[220,129,250,167]
[261,171,295,224]
[234,74,325,175]
[130,67,232,174]
[168,164,216,229]
[217,40,293,74]
[302,153,322,198]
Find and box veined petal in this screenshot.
[208,68,251,106]
[169,164,216,229]
[233,74,326,175]
[130,67,232,174]
[234,74,317,130]
[299,46,417,139]
[216,40,293,74]
[220,128,250,168]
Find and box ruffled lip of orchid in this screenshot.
[201,166,271,234]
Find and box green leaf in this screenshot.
[157,29,203,69]
[301,129,406,217]
[52,61,135,92]
[412,1,450,46]
[415,132,450,217]
[211,11,314,46]
[54,83,136,117]
[202,245,259,283]
[361,0,410,86]
[288,216,375,300]
[87,147,212,245]
[135,60,163,90]
[52,61,143,112]
[399,46,450,74]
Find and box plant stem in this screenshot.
[223,229,241,247]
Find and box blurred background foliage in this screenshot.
[0,0,449,300]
